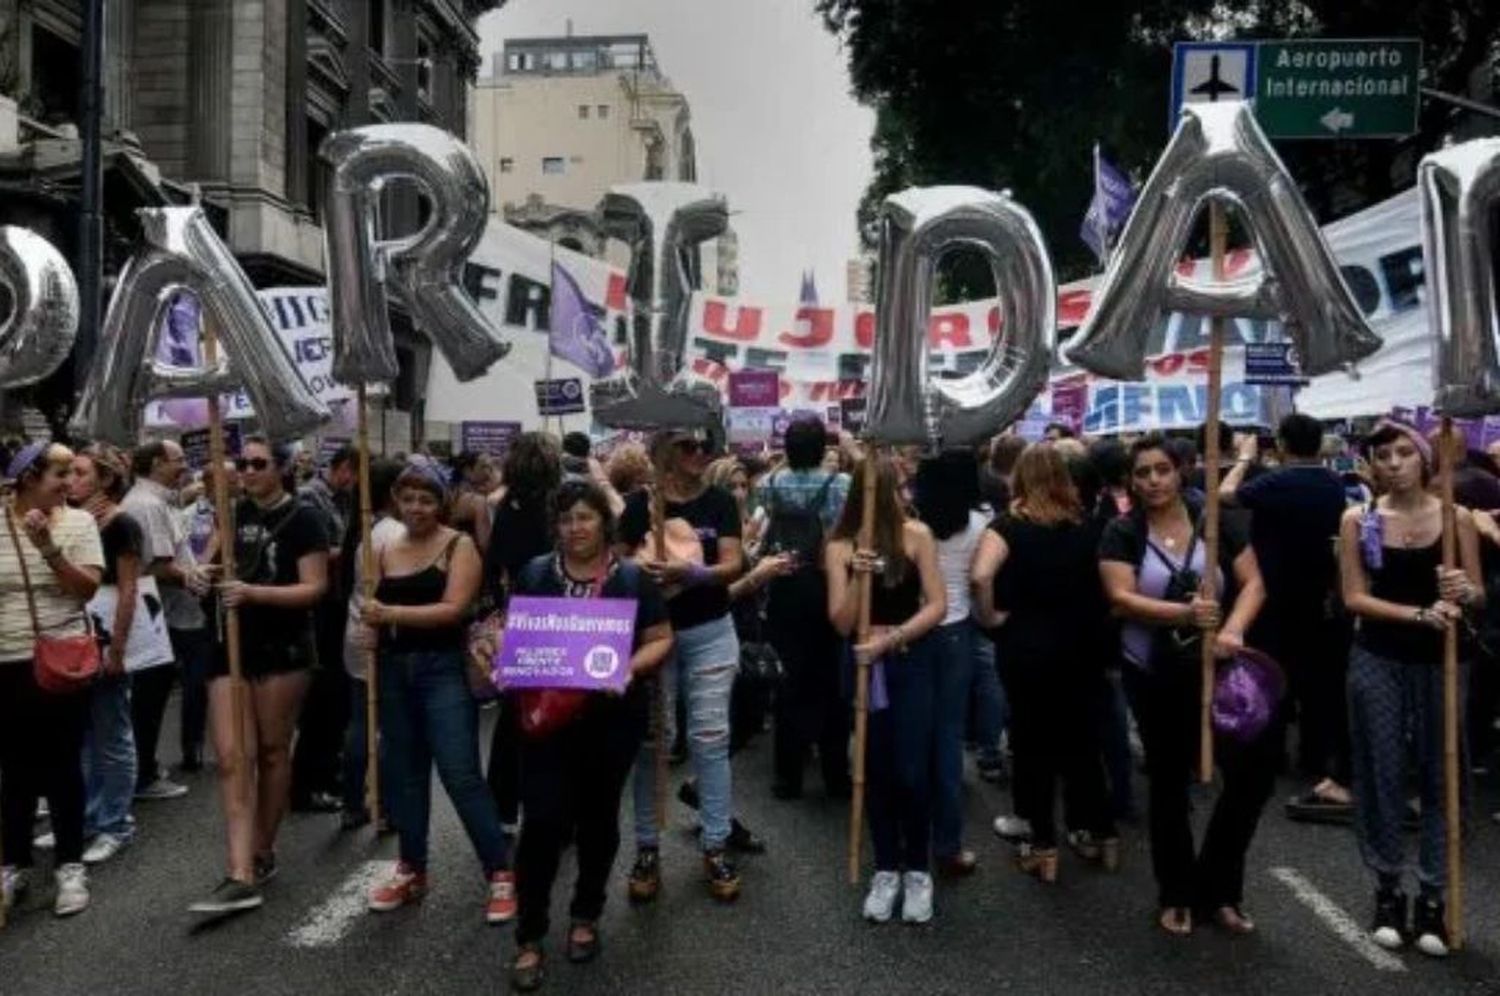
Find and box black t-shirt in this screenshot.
[1236,464,1346,615]
[99,511,144,586]
[1098,501,1250,604]
[618,486,741,631]
[233,495,329,665]
[484,495,554,611]
[991,514,1108,664]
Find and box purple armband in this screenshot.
[684,564,716,588]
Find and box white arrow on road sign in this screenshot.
[1319,107,1355,134]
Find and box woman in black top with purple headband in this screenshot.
[358,463,515,926]
[1340,419,1483,959]
[826,453,946,926]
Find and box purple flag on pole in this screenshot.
[158,292,202,366]
[549,261,615,379]
[1080,145,1137,267]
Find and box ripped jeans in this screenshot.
[633,614,739,851]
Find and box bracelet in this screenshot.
[684,564,715,588]
[1414,606,1430,626]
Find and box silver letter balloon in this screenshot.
[72,206,330,445]
[0,226,79,388]
[1419,138,1500,417]
[321,123,510,385]
[1065,101,1381,381]
[589,182,730,430]
[864,186,1056,448]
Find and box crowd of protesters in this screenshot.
[1,408,1496,987]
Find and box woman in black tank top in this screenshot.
[825,454,946,925]
[357,464,515,923]
[1340,420,1484,957]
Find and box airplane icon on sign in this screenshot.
[1189,55,1239,100]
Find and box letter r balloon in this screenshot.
[320,123,510,386]
[865,186,1056,448]
[72,206,330,445]
[1066,101,1381,381]
[1419,138,1500,417]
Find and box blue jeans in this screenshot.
[83,672,137,841]
[634,614,739,851]
[380,649,509,875]
[932,620,977,859]
[971,630,1006,766]
[867,635,938,872]
[342,677,391,817]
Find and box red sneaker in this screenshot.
[368,863,426,912]
[487,870,517,924]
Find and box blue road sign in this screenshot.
[1170,41,1258,132]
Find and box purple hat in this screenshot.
[1366,418,1432,469]
[1212,646,1286,744]
[4,441,49,483]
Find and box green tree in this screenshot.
[818,0,1499,284]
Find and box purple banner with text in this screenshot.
[494,596,637,692]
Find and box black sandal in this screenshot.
[566,921,600,964]
[511,944,546,993]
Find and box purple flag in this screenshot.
[158,292,202,367]
[549,261,615,379]
[1080,145,1137,266]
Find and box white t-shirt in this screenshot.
[0,506,106,664]
[343,516,405,679]
[936,509,988,626]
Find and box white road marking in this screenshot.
[1269,866,1406,973]
[286,861,391,949]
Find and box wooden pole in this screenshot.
[203,322,247,788]
[848,447,878,884]
[1199,201,1229,784]
[649,480,669,833]
[1439,417,1465,949]
[357,385,380,822]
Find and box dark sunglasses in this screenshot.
[235,457,272,472]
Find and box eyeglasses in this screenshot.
[235,457,272,472]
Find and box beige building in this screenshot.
[469,31,734,289]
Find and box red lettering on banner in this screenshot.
[779,307,834,349]
[855,311,875,349]
[1225,248,1254,277]
[1058,290,1091,327]
[988,307,1003,338]
[605,273,628,312]
[1176,258,1196,277]
[702,300,763,342]
[1151,353,1186,376]
[691,358,730,385]
[805,380,865,402]
[928,312,972,349]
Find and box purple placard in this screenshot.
[461,420,523,460]
[1050,380,1087,432]
[494,596,637,692]
[728,369,780,409]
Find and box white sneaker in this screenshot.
[2,865,31,909]
[33,831,55,851]
[53,863,89,917]
[83,834,125,866]
[135,777,189,801]
[862,870,901,923]
[992,814,1032,841]
[901,871,933,924]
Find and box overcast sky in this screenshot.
[476,0,875,304]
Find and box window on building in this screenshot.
[597,104,610,119]
[416,36,433,100]
[542,157,566,175]
[499,158,514,173]
[578,105,589,120]
[370,0,387,57]
[548,51,568,71]
[306,117,330,222]
[29,25,81,125]
[507,52,520,71]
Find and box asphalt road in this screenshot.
[4,702,1500,995]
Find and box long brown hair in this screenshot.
[1010,443,1083,525]
[830,453,909,585]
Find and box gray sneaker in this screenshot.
[135,777,189,801]
[83,834,126,866]
[53,863,90,917]
[189,878,263,915]
[2,865,31,909]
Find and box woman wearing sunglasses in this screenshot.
[190,437,329,916]
[618,429,745,903]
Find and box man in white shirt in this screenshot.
[122,440,212,799]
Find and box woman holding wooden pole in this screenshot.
[1339,418,1480,958]
[826,451,945,924]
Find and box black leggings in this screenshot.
[1122,661,1277,911]
[0,663,89,866]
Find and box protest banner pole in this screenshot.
[357,384,380,821]
[202,319,248,790]
[650,473,669,832]
[1439,417,1465,949]
[848,445,877,884]
[1198,201,1228,785]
